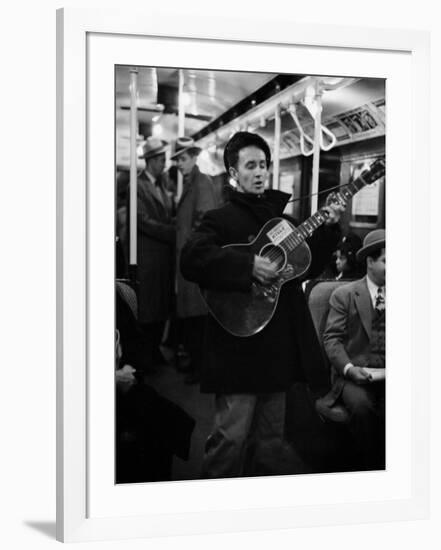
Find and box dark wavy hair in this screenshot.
[223,131,271,172]
[336,233,363,273]
[367,247,385,262]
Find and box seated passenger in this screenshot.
[319,229,386,470]
[334,232,363,280]
[115,282,195,483]
[303,232,363,298]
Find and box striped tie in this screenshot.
[375,286,385,313]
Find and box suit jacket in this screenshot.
[135,171,175,323]
[322,277,384,402]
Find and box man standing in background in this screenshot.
[173,137,219,384]
[135,137,175,371]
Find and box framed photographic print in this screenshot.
[56,7,430,543]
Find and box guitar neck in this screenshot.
[283,161,384,252]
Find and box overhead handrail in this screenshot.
[320,77,359,92]
[194,76,359,154]
[287,102,337,154]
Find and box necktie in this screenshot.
[152,178,165,206]
[375,286,385,313]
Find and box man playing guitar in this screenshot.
[180,131,345,478]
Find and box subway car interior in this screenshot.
[115,66,386,483]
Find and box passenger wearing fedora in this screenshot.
[172,137,219,384]
[135,137,175,370]
[318,229,386,470]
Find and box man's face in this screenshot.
[335,250,348,274]
[367,248,386,287]
[176,152,197,176]
[229,146,268,195]
[147,153,166,178]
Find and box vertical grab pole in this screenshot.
[128,67,138,283]
[310,83,323,215]
[273,103,281,190]
[176,69,185,202]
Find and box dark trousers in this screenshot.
[139,321,166,369]
[181,315,207,377]
[202,393,286,478]
[342,381,385,470]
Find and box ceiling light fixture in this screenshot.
[152,123,163,137]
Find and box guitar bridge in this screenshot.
[252,282,278,302]
[280,263,295,280]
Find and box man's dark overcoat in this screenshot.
[180,190,340,394]
[176,165,219,318]
[136,171,175,324]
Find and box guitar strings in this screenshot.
[285,181,350,204]
[259,161,384,265]
[284,157,384,204]
[260,183,351,264]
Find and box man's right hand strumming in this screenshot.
[252,255,278,285]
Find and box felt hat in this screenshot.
[142,137,168,159]
[356,229,385,262]
[170,136,201,160]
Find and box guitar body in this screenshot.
[203,218,311,337]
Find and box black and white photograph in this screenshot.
[114,66,386,484]
[2,0,434,546]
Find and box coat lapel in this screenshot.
[177,168,196,209]
[178,182,192,208]
[354,277,372,340]
[139,173,168,215]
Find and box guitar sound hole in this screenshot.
[259,244,287,272]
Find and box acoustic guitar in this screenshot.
[203,157,385,337]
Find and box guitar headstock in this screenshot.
[324,157,386,209]
[359,157,386,185]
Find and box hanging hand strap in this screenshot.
[287,102,337,154]
[320,124,337,151]
[287,104,315,156]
